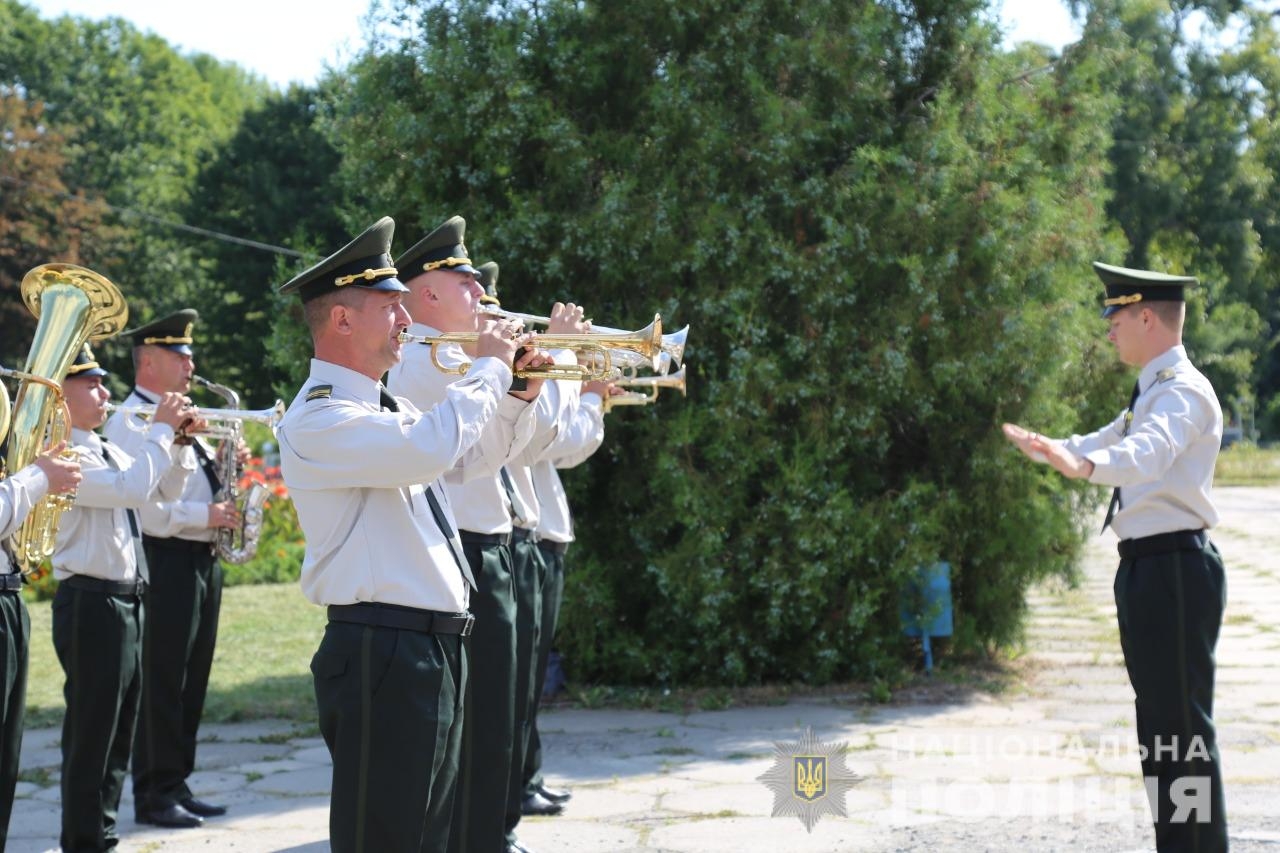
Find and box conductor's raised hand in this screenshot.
[1000,422,1094,480]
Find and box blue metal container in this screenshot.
[900,561,954,672]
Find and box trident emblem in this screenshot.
[794,755,826,802]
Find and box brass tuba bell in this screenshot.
[3,263,128,572]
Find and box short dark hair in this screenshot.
[303,288,364,340]
[1146,300,1185,331]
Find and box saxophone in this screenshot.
[192,375,270,565]
[4,263,129,572]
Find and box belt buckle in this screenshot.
[460,614,475,637]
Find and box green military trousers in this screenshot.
[133,537,222,812]
[1114,536,1228,853]
[52,581,144,853]
[312,613,466,853]
[505,531,545,841]
[524,541,568,795]
[449,537,517,853]
[0,588,30,848]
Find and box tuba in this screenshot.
[3,263,128,572]
[188,376,279,565]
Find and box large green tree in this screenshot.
[1072,0,1280,431]
[0,89,115,368]
[311,0,1123,685]
[1,0,270,374]
[184,84,348,405]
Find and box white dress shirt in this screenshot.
[279,357,510,611]
[2,464,49,574]
[1061,345,1222,539]
[104,385,212,542]
[531,372,606,544]
[506,374,566,531]
[387,321,537,535]
[53,424,185,582]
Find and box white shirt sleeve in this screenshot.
[0,464,49,539]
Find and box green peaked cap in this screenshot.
[123,308,199,354]
[477,261,500,306]
[1094,261,1197,318]
[279,216,408,303]
[65,343,109,379]
[395,215,479,281]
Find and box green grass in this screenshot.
[21,582,1029,731]
[1214,444,1280,486]
[24,582,326,729]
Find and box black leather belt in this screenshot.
[327,602,474,636]
[511,527,538,543]
[144,535,216,553]
[460,531,511,548]
[62,575,148,597]
[538,540,570,557]
[1117,529,1208,560]
[0,574,24,592]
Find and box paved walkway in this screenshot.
[11,487,1280,851]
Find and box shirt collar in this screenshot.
[407,320,443,337]
[308,358,384,409]
[133,383,163,402]
[72,427,102,452]
[1139,345,1186,392]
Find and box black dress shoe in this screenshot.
[536,783,572,803]
[520,790,565,816]
[180,797,227,817]
[136,803,204,828]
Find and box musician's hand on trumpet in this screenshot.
[33,440,82,495]
[582,378,622,400]
[152,391,195,432]
[474,317,523,364]
[546,302,589,335]
[475,319,552,401]
[206,499,242,530]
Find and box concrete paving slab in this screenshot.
[246,766,332,795]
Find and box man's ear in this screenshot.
[331,302,353,335]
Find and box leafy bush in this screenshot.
[302,0,1129,686]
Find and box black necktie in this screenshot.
[1101,379,1142,533]
[380,389,475,589]
[99,437,150,581]
[499,466,526,528]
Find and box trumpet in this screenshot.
[483,305,688,367]
[619,365,687,397]
[398,315,663,380]
[106,400,286,439]
[601,390,656,413]
[602,366,687,413]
